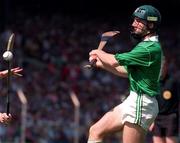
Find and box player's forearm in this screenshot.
[97,51,119,67]
[101,63,128,78]
[97,51,128,77]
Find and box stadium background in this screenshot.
[0,0,179,143]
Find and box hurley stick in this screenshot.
[84,31,120,68]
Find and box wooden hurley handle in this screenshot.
[84,30,120,69]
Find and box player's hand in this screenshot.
[89,49,105,57]
[0,113,12,124]
[95,57,103,68]
[89,49,103,63]
[89,55,103,68]
[89,50,105,68]
[89,54,97,62]
[0,67,23,78]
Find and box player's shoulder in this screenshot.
[138,40,160,47]
[137,41,161,51]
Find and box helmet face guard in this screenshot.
[130,5,161,43]
[132,5,161,31]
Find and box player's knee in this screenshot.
[88,125,103,139]
[89,125,97,137]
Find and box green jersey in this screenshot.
[115,37,162,97]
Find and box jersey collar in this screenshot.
[143,36,159,42]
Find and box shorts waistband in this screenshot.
[130,91,156,99]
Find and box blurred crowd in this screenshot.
[0,13,179,143]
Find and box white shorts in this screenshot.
[116,91,159,131]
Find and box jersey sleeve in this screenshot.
[115,46,151,66]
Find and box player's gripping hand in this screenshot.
[0,113,12,124]
[89,55,103,68]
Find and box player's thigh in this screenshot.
[123,122,146,143]
[165,137,178,143]
[152,136,165,143]
[90,105,124,135]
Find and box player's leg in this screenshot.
[165,137,178,143]
[87,104,124,143]
[165,113,179,143]
[152,113,179,143]
[152,136,166,143]
[151,115,166,143]
[152,134,178,143]
[123,122,146,143]
[121,91,159,143]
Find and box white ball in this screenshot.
[3,51,13,61]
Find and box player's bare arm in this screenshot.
[0,67,23,78]
[89,50,128,77]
